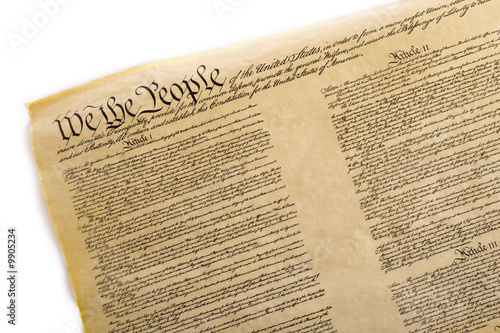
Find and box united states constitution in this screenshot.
[28,0,500,331]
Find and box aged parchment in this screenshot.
[29,0,500,332]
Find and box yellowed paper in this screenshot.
[29,0,500,332]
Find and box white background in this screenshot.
[0,1,403,332]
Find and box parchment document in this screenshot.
[29,0,500,332]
